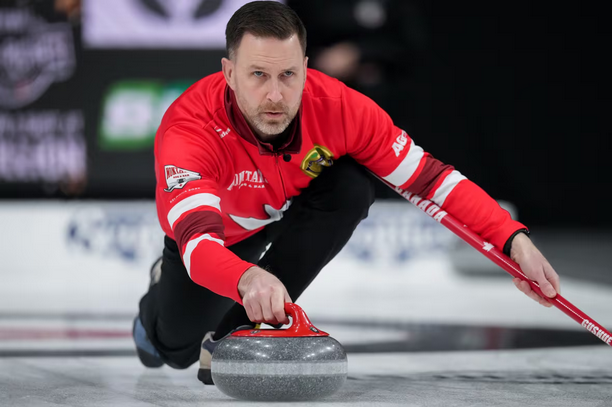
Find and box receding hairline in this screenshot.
[228,33,306,61]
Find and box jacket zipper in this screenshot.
[275,153,288,203]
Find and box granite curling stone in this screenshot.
[211,303,348,401]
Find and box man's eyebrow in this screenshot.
[248,65,299,71]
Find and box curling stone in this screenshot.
[211,303,347,401]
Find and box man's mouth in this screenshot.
[264,112,284,118]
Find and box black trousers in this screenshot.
[138,157,375,369]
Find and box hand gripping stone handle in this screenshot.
[231,303,329,337]
[371,171,612,347]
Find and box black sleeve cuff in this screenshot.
[502,228,531,257]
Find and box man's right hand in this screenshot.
[238,266,292,325]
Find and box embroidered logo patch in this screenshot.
[300,145,334,178]
[163,165,201,192]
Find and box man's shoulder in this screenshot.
[187,71,226,99]
[304,69,345,99]
[156,72,231,159]
[304,69,374,109]
[161,72,226,128]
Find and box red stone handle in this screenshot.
[231,303,329,337]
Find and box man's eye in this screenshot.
[283,71,294,77]
[254,71,264,77]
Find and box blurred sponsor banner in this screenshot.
[0,201,452,279]
[66,203,164,264]
[0,3,86,196]
[0,201,164,275]
[99,80,193,150]
[342,201,454,264]
[0,197,514,281]
[83,0,285,49]
[0,200,163,314]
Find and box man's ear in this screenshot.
[222,57,236,90]
[303,56,308,84]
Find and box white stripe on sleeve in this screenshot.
[167,193,221,230]
[431,170,467,207]
[182,234,225,278]
[383,140,425,187]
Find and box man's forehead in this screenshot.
[234,33,304,63]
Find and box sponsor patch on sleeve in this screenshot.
[163,165,201,192]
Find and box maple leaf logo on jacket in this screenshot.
[163,165,201,192]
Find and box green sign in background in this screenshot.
[99,80,193,150]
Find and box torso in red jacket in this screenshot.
[155,69,525,303]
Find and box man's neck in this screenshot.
[251,125,292,152]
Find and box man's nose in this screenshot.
[266,81,283,104]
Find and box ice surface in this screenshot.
[1,347,611,406]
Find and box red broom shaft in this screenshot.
[377,177,612,346]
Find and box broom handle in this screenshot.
[372,172,612,346]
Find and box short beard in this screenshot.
[248,112,293,142]
[235,90,301,143]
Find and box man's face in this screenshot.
[222,33,307,142]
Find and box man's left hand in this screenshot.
[510,233,561,307]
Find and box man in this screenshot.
[134,1,561,385]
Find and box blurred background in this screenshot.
[0,0,611,357]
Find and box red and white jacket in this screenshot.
[155,69,526,303]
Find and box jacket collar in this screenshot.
[224,86,302,156]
